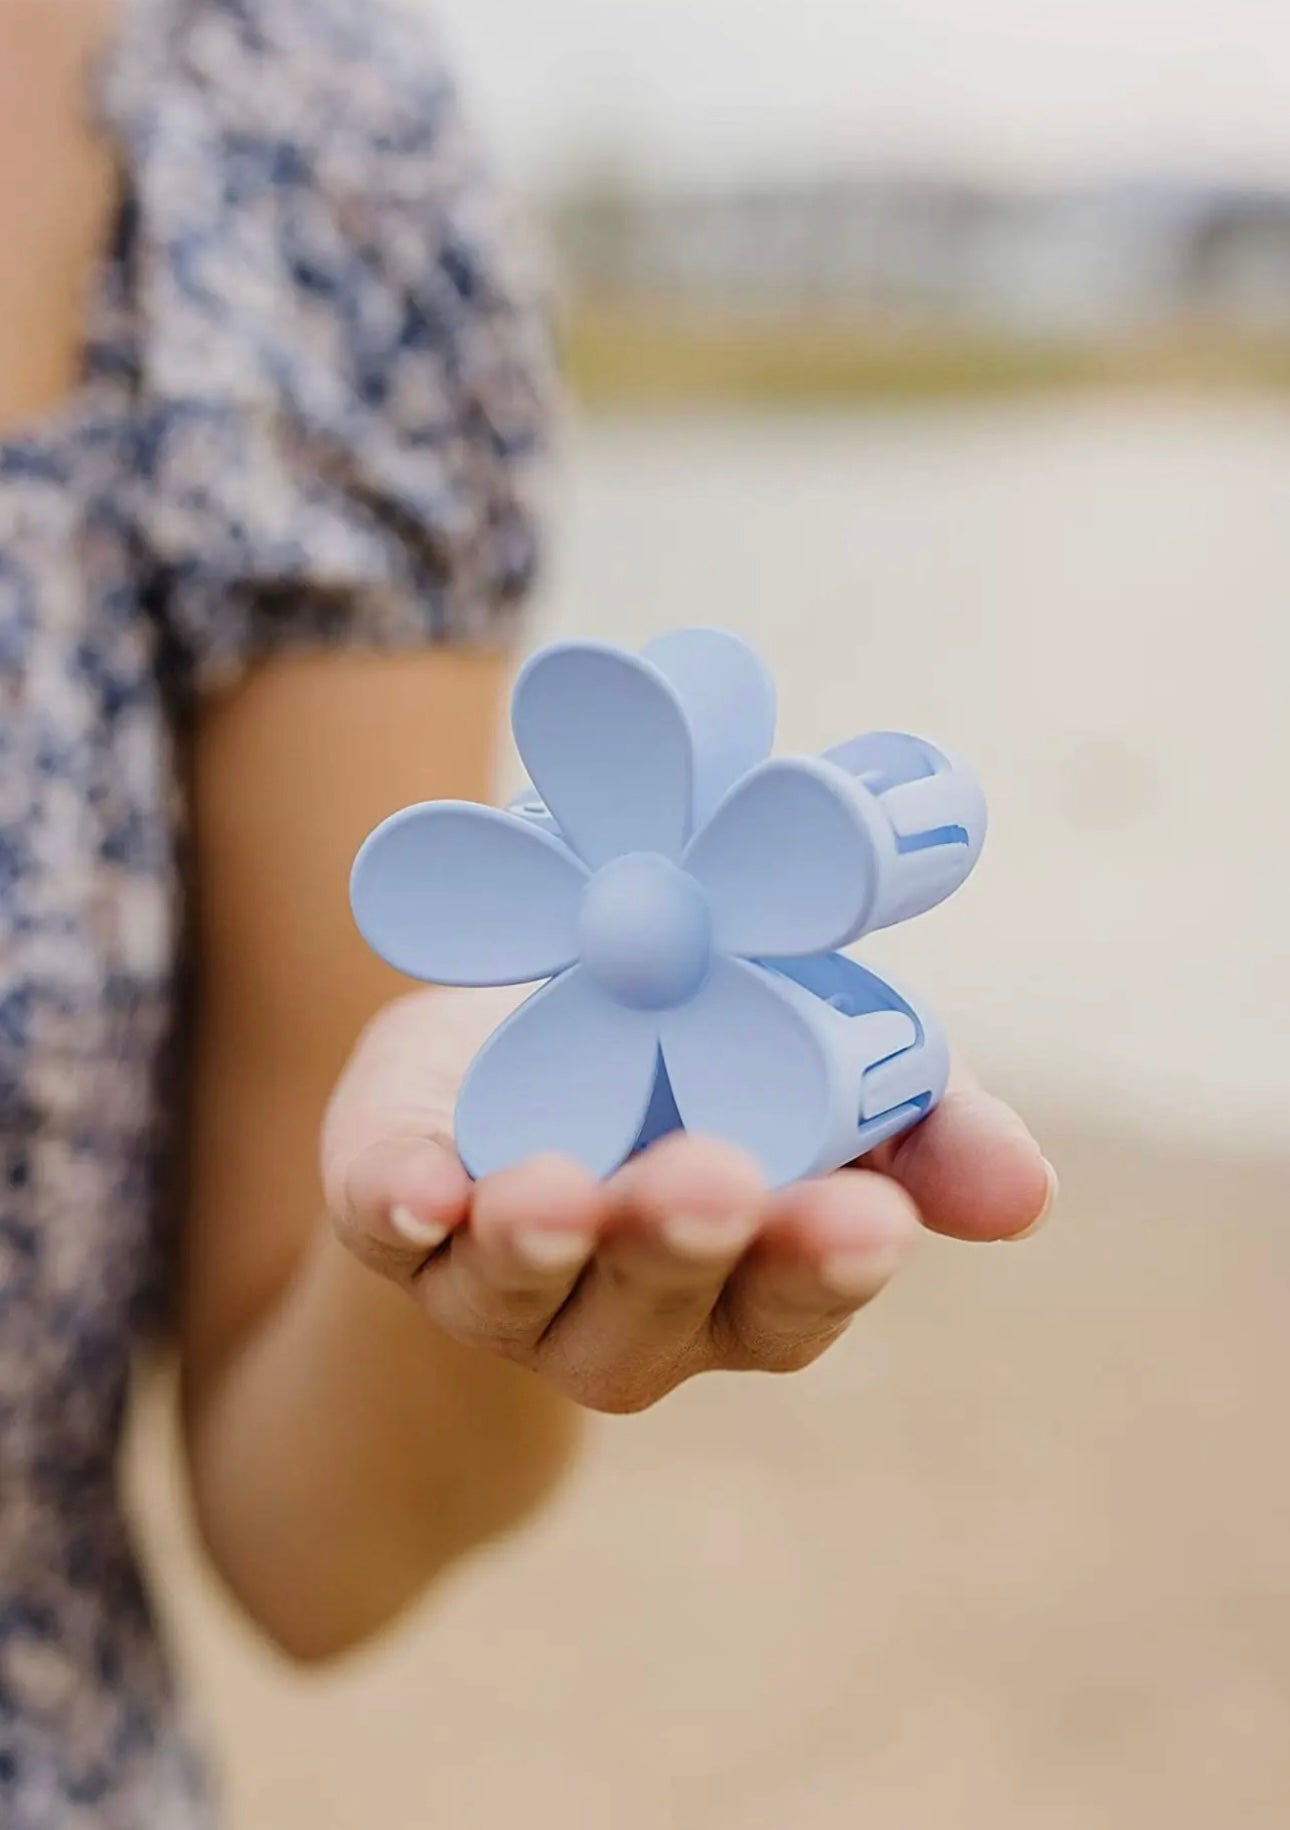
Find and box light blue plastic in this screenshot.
[350,627,986,1189]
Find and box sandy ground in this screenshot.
[128,1111,1290,1830]
[125,400,1290,1824]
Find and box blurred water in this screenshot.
[533,393,1290,1153]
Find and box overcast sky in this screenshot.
[430,0,1290,189]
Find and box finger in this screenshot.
[418,1155,605,1357]
[870,1074,1057,1243]
[538,1134,768,1411]
[719,1169,920,1371]
[329,1132,472,1285]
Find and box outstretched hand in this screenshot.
[324,989,1056,1416]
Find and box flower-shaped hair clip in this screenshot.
[350,629,986,1188]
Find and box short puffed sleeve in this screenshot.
[102,0,553,693]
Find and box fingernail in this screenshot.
[661,1214,759,1262]
[1010,1160,1060,1242]
[819,1247,906,1300]
[390,1205,449,1251]
[513,1229,595,1272]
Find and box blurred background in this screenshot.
[130,1,1289,1824]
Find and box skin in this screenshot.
[3,0,1057,1666]
[0,0,122,425]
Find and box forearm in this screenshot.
[183,1225,581,1662]
[176,652,582,1659]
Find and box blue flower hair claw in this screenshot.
[350,628,986,1189]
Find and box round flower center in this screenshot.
[578,854,713,1011]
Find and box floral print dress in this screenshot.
[0,1,547,1821]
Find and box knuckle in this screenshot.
[642,1286,711,1326]
[762,1336,834,1375]
[421,1283,549,1362]
[555,1359,676,1416]
[572,1377,658,1416]
[718,1309,851,1375]
[330,1210,409,1285]
[595,1257,715,1324]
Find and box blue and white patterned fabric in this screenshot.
[0,1,548,1820]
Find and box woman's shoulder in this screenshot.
[106,0,458,107]
[100,0,542,355]
[98,0,551,693]
[104,0,472,192]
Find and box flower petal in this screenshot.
[351,802,587,986]
[632,1057,684,1155]
[511,642,694,867]
[455,969,661,1179]
[684,757,884,958]
[641,627,777,826]
[660,958,837,1187]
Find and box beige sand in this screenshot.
[128,1114,1290,1830]
[126,403,1290,1825]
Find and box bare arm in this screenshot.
[178,647,1055,1667]
[0,0,578,1666]
[178,649,581,1663]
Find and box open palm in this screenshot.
[323,988,1055,1416]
